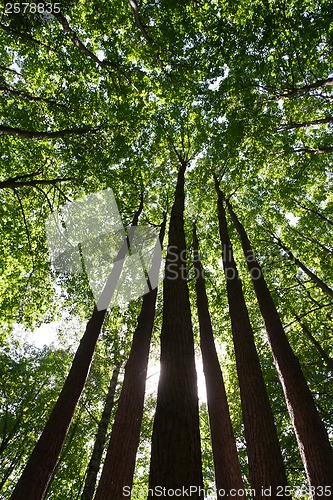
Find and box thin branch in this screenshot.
[127,0,152,42]
[13,188,35,269]
[284,303,332,329]
[0,125,98,139]
[290,227,333,256]
[53,182,73,204]
[279,116,333,131]
[268,77,333,99]
[44,3,137,89]
[292,198,333,227]
[0,85,66,108]
[294,146,333,155]
[0,64,21,76]
[34,185,55,213]
[0,22,61,55]
[0,177,74,189]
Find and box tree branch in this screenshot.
[294,146,333,154]
[279,116,333,131]
[272,77,333,99]
[127,0,152,43]
[0,177,73,189]
[0,64,21,76]
[44,2,136,88]
[0,125,98,139]
[0,22,61,55]
[0,85,66,108]
[13,188,35,268]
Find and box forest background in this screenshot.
[0,0,333,498]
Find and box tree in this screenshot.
[81,361,121,500]
[10,198,144,500]
[214,173,290,497]
[225,194,333,493]
[149,158,204,496]
[94,214,166,499]
[1,0,332,497]
[192,222,244,499]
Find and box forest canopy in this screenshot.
[0,0,333,499]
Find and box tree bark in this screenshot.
[192,222,245,499]
[127,0,152,42]
[226,197,333,496]
[10,198,144,500]
[274,237,333,299]
[94,215,166,500]
[81,362,121,500]
[214,175,290,499]
[149,160,204,498]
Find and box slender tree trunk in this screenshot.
[10,309,106,500]
[294,315,333,373]
[192,222,244,499]
[149,160,204,498]
[80,362,121,500]
[274,236,333,299]
[214,175,289,499]
[94,215,166,500]
[226,197,333,495]
[10,198,143,500]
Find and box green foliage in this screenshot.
[0,0,332,495]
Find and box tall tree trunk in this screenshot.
[192,222,245,499]
[10,197,143,500]
[274,236,333,299]
[81,362,121,500]
[94,215,166,500]
[44,412,82,498]
[213,175,290,499]
[149,160,204,497]
[226,197,333,494]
